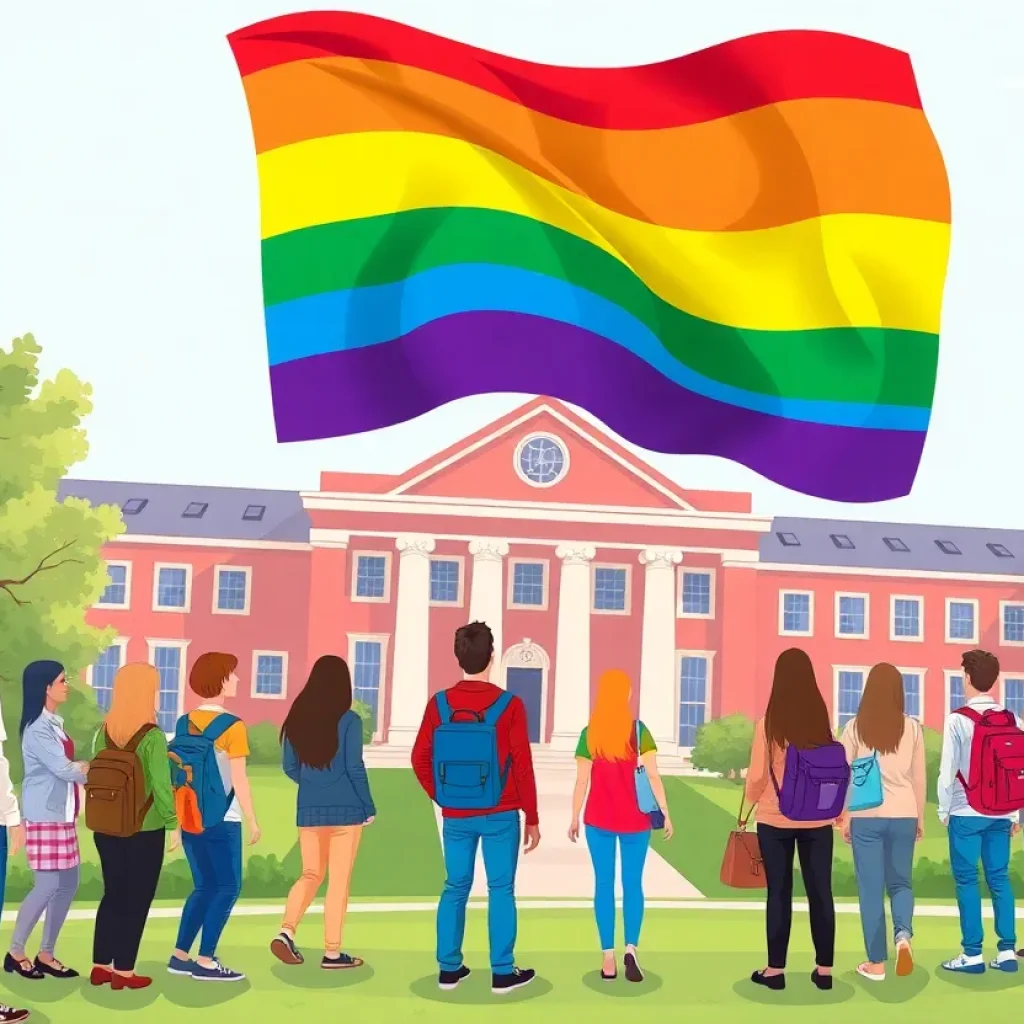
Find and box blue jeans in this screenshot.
[0,826,7,912]
[850,817,916,963]
[176,821,243,958]
[585,825,651,950]
[948,815,1016,956]
[437,811,519,975]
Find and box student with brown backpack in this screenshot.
[85,663,179,991]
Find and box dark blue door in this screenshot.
[505,667,542,742]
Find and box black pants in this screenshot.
[93,829,165,971]
[759,823,835,970]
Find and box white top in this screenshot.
[195,704,242,823]
[41,710,75,824]
[0,702,20,828]
[937,695,1022,823]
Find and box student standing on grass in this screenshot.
[168,652,261,983]
[271,655,376,970]
[938,648,1024,975]
[411,621,540,996]
[6,661,88,983]
[88,663,180,991]
[568,668,673,984]
[837,662,925,982]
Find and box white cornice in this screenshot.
[110,534,311,552]
[725,559,1024,584]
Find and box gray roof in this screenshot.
[58,479,310,543]
[762,517,1024,577]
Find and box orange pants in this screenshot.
[281,825,363,952]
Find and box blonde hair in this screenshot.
[586,669,634,761]
[104,662,159,747]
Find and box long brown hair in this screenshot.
[854,662,906,754]
[280,655,353,770]
[764,648,832,750]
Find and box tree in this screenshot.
[0,334,125,779]
[352,699,375,744]
[922,724,942,800]
[689,714,755,780]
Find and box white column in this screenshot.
[638,547,683,748]
[387,534,436,745]
[550,544,597,749]
[468,538,509,678]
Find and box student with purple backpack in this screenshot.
[743,648,850,993]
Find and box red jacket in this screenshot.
[411,680,539,826]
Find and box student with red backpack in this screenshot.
[411,621,540,995]
[938,649,1024,975]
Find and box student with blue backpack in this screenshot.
[167,652,261,983]
[411,621,540,995]
[742,648,850,993]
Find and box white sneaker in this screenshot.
[941,953,985,974]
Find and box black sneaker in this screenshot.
[624,951,644,983]
[492,967,535,994]
[270,933,303,965]
[438,965,471,990]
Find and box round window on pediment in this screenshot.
[514,433,569,488]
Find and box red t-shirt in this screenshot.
[411,680,539,826]
[577,723,657,833]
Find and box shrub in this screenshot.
[247,720,283,765]
[922,725,942,800]
[689,714,755,780]
[352,699,374,744]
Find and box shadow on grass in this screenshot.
[732,975,855,1005]
[844,967,930,1001]
[933,963,1021,990]
[79,963,163,1010]
[0,975,76,1005]
[161,975,252,1007]
[580,970,663,996]
[409,973,553,1003]
[271,962,375,989]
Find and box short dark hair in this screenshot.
[962,649,1000,693]
[454,621,494,675]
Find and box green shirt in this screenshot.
[575,722,657,760]
[94,726,178,832]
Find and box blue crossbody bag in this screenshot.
[848,750,884,812]
[633,722,665,829]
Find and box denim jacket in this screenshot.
[21,712,88,823]
[283,710,376,827]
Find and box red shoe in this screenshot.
[90,966,113,986]
[111,974,152,991]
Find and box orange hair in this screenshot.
[586,669,634,761]
[104,662,159,747]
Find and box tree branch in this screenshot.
[0,539,82,605]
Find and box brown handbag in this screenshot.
[720,797,767,889]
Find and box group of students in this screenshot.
[743,645,1024,990]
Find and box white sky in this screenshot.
[1,0,1020,527]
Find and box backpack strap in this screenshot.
[124,723,159,753]
[483,691,514,725]
[435,691,453,724]
[201,713,240,743]
[174,714,193,738]
[954,706,983,725]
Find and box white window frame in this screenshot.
[677,568,716,620]
[85,635,130,696]
[832,664,869,731]
[833,591,869,640]
[351,551,393,604]
[1002,674,1024,717]
[999,600,1024,647]
[945,597,979,645]
[507,557,550,611]
[889,594,924,642]
[428,555,465,608]
[896,666,927,722]
[591,562,631,616]
[513,431,570,489]
[212,565,253,616]
[96,560,132,611]
[675,649,715,753]
[778,589,814,637]
[146,637,191,733]
[347,632,391,742]
[944,669,967,717]
[250,650,289,700]
[152,562,192,613]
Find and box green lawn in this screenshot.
[2,907,1018,1023]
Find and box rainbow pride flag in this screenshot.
[227,12,950,502]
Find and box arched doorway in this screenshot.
[501,639,550,744]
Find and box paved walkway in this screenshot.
[431,768,702,898]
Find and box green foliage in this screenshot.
[247,720,283,765]
[0,334,125,778]
[689,714,755,780]
[353,698,374,743]
[923,724,942,800]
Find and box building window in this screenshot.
[779,591,813,636]
[353,553,390,602]
[182,501,208,519]
[1005,678,1024,721]
[935,540,961,556]
[680,571,714,618]
[214,567,251,614]
[514,433,568,487]
[988,542,1013,559]
[883,536,909,553]
[510,561,546,608]
[97,562,131,608]
[678,654,710,748]
[90,643,125,711]
[891,596,922,640]
[947,672,966,714]
[349,635,388,734]
[830,534,855,550]
[836,669,866,729]
[122,498,148,515]
[1001,602,1024,644]
[153,564,191,611]
[252,652,286,698]
[429,559,462,605]
[242,504,266,521]
[151,643,185,733]
[835,593,868,638]
[900,671,923,720]
[946,599,978,644]
[776,531,800,547]
[592,566,628,613]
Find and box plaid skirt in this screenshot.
[25,821,80,872]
